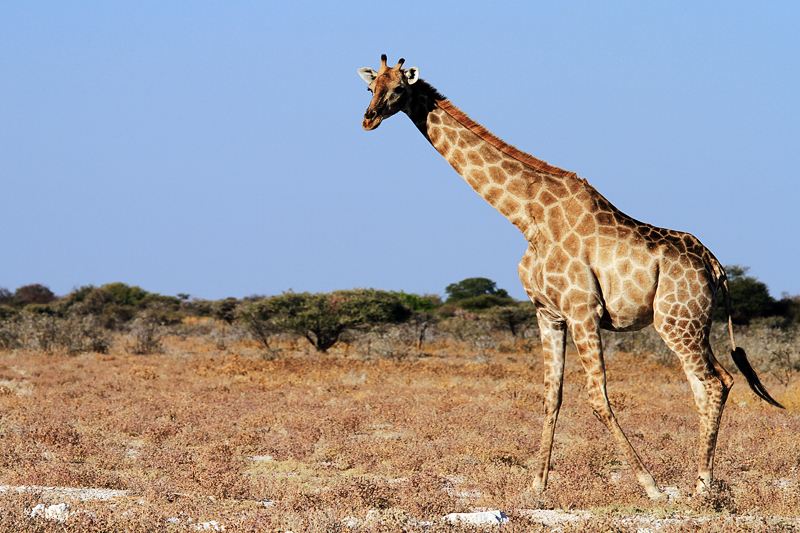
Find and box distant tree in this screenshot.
[445,277,509,304]
[774,293,800,324]
[14,284,57,306]
[456,294,516,312]
[716,265,775,325]
[238,301,278,349]
[486,302,538,345]
[256,289,411,353]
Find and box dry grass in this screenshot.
[1,321,799,531]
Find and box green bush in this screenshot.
[0,312,110,354]
[70,290,135,329]
[213,298,239,325]
[102,282,150,307]
[59,283,179,329]
[60,285,108,313]
[392,291,439,312]
[0,305,18,321]
[22,303,59,316]
[180,299,215,317]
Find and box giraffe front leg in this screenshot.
[531,313,567,494]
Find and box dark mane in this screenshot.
[414,79,448,102]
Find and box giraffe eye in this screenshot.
[394,86,405,94]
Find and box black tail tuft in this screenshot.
[731,347,784,409]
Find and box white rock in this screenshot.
[191,521,225,531]
[30,503,70,522]
[342,516,360,528]
[518,509,592,527]
[3,484,128,501]
[45,503,70,522]
[443,510,509,526]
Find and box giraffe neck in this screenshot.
[403,80,582,241]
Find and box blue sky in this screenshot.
[2,2,798,301]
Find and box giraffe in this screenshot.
[357,55,783,499]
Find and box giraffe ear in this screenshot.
[358,68,377,84]
[406,67,420,85]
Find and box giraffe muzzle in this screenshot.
[362,110,383,131]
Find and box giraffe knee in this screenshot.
[700,374,731,411]
[708,374,728,396]
[589,401,614,425]
[717,366,734,392]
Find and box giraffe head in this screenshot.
[358,54,419,130]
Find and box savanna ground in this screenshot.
[1,319,799,532]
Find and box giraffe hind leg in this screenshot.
[654,319,733,495]
[570,317,664,499]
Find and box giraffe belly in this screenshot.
[600,306,654,332]
[596,267,658,332]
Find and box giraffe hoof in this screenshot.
[645,486,665,500]
[530,479,546,495]
[694,477,711,496]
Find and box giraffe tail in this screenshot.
[718,266,785,409]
